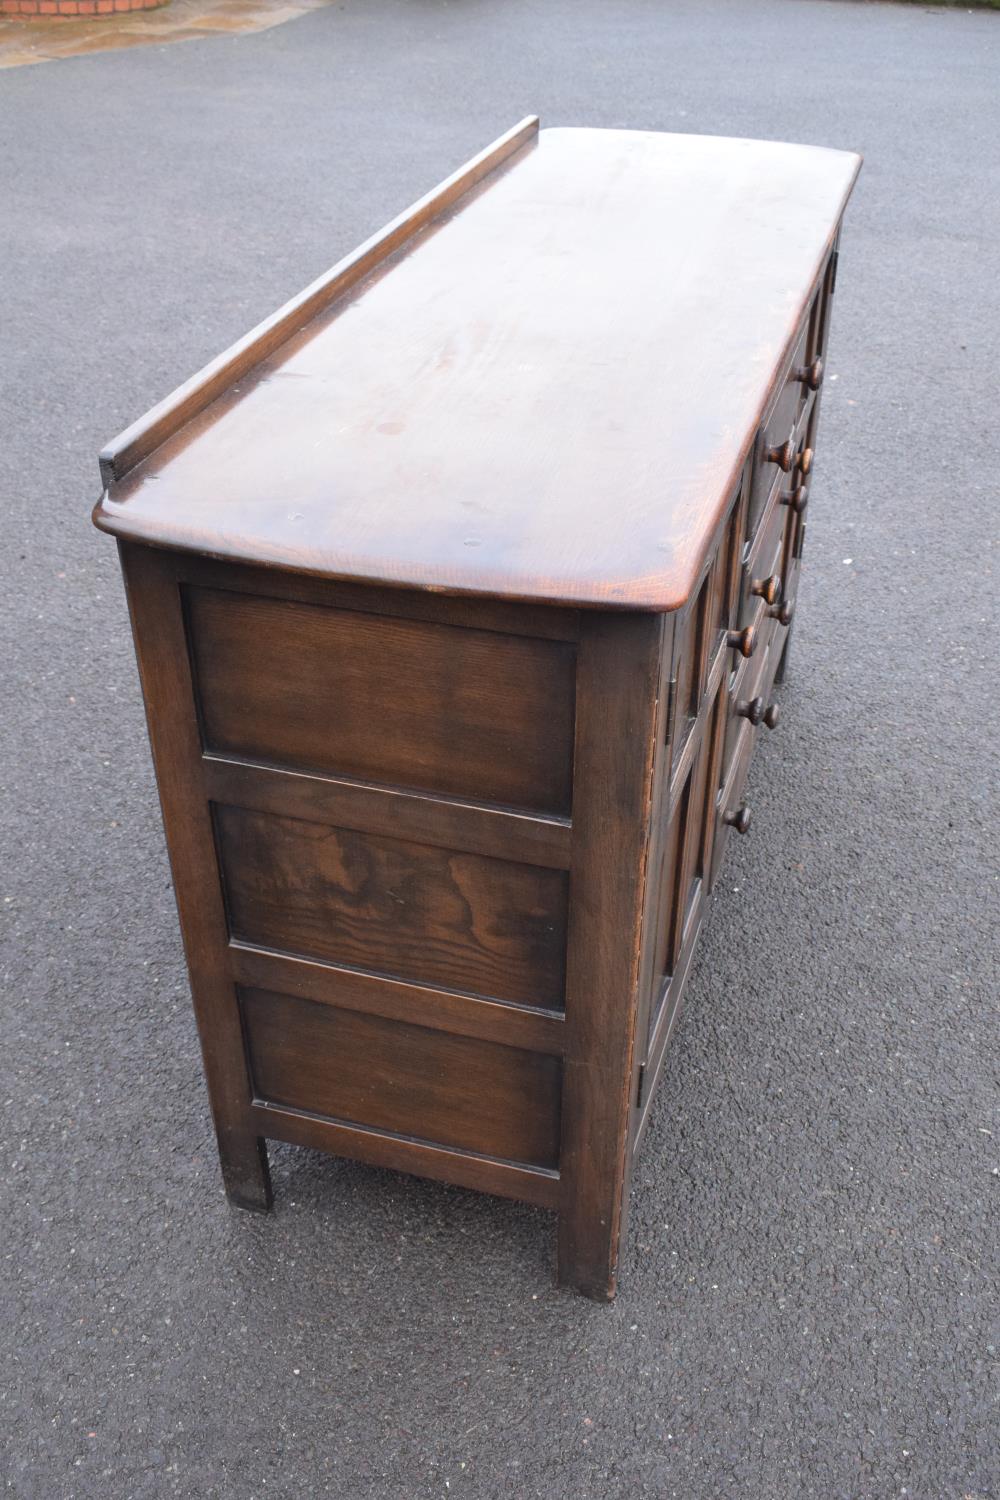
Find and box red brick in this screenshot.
[2,0,171,14]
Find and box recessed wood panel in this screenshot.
[215,804,568,1008]
[186,587,576,814]
[241,986,562,1169]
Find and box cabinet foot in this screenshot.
[220,1133,273,1214]
[557,1208,621,1302]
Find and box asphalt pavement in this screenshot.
[2,1,998,1496]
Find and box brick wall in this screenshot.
[1,0,170,14]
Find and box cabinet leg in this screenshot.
[557,1194,622,1302]
[555,612,663,1302]
[219,1128,273,1214]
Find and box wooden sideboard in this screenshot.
[94,120,860,1299]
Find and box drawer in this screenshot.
[712,715,755,884]
[737,489,791,632]
[722,627,779,780]
[723,483,787,696]
[747,307,821,535]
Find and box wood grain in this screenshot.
[117,543,272,1210]
[95,127,861,611]
[187,585,576,814]
[249,1100,560,1209]
[97,117,540,486]
[557,611,664,1299]
[241,986,562,1168]
[229,942,566,1053]
[214,804,569,1008]
[202,756,571,871]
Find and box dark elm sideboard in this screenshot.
[93,119,860,1299]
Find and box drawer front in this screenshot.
[737,489,791,632]
[723,627,771,777]
[747,303,819,535]
[185,585,576,815]
[713,715,756,883]
[241,986,562,1169]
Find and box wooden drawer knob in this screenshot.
[781,484,809,514]
[796,446,814,475]
[764,435,796,472]
[751,573,781,606]
[723,805,751,835]
[737,694,765,725]
[795,357,824,391]
[726,625,756,659]
[737,696,780,728]
[768,600,795,628]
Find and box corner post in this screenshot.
[557,610,663,1298]
[118,542,272,1213]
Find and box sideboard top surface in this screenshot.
[94,124,860,610]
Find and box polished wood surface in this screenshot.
[186,584,575,813]
[557,611,664,1299]
[95,126,860,611]
[100,127,858,1297]
[214,803,569,1007]
[241,986,562,1168]
[98,116,540,486]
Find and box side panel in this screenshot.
[241,986,562,1168]
[186,586,576,814]
[120,544,577,1213]
[215,804,568,1008]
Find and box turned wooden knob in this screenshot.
[762,702,781,729]
[781,484,809,514]
[794,357,824,391]
[737,695,765,725]
[764,435,796,472]
[751,573,781,606]
[796,445,814,475]
[726,625,756,659]
[724,805,751,835]
[768,600,795,628]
